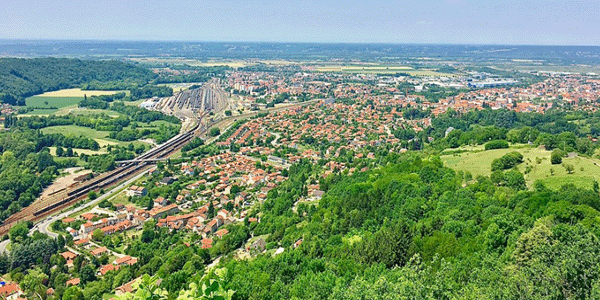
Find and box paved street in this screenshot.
[0,169,151,253]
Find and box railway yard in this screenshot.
[155,80,231,119]
[0,81,316,237]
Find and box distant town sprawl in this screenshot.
[4,58,600,299]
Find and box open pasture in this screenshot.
[442,145,600,190]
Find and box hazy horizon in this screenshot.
[3,38,600,48]
[1,0,599,46]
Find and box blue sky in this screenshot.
[0,0,598,45]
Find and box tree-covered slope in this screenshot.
[220,157,600,299]
[0,58,155,105]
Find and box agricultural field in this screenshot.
[511,64,600,74]
[442,145,600,190]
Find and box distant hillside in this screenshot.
[0,57,155,105]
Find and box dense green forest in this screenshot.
[215,157,600,299]
[153,66,230,84]
[21,154,600,299]
[0,58,155,105]
[0,129,62,223]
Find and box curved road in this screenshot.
[0,169,151,253]
[0,99,319,254]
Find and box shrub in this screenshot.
[485,140,509,150]
[551,149,564,164]
[563,164,575,174]
[209,127,221,137]
[491,151,524,171]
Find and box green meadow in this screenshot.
[441,145,600,190]
[41,125,152,149]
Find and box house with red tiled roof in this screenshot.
[215,229,228,238]
[80,213,96,221]
[0,281,22,299]
[60,251,78,260]
[201,238,213,249]
[114,255,138,266]
[99,264,120,276]
[115,278,140,296]
[66,278,80,286]
[203,219,219,234]
[126,185,147,197]
[90,247,108,257]
[217,209,229,219]
[79,222,97,234]
[149,204,179,219]
[154,197,167,207]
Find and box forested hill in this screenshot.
[219,156,600,299]
[0,58,155,105]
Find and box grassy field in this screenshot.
[34,88,122,97]
[41,125,152,148]
[442,145,600,190]
[124,99,146,106]
[21,108,62,116]
[23,88,125,115]
[42,125,109,139]
[54,108,124,117]
[25,96,82,109]
[48,147,107,156]
[110,192,133,206]
[21,103,129,117]
[54,156,86,167]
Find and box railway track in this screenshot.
[0,96,317,236]
[0,120,202,236]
